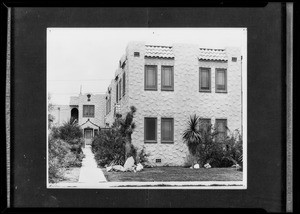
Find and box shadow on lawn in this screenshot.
[102,166,242,182]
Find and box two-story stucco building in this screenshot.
[50,93,106,145]
[104,41,243,166]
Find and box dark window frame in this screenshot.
[116,84,118,103]
[215,68,227,93]
[83,105,95,118]
[161,118,174,144]
[144,117,157,143]
[199,118,211,133]
[122,72,126,96]
[215,119,227,142]
[161,66,174,91]
[144,65,158,91]
[118,79,122,100]
[199,67,211,92]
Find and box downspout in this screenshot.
[241,55,243,136]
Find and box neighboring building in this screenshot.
[50,93,106,146]
[105,41,243,166]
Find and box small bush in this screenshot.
[91,129,126,167]
[48,137,80,183]
[136,147,150,165]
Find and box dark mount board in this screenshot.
[3,2,288,212]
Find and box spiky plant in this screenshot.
[119,106,137,159]
[182,114,202,168]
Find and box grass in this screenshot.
[59,167,81,183]
[102,166,242,182]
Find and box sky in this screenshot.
[47,28,247,105]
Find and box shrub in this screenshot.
[91,128,126,167]
[136,146,150,165]
[51,119,84,159]
[48,137,80,183]
[182,115,243,168]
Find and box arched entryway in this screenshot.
[71,108,79,123]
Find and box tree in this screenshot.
[119,106,137,158]
[182,114,201,168]
[48,93,55,129]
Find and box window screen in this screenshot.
[216,69,227,92]
[161,66,174,91]
[199,68,211,91]
[145,65,157,90]
[161,118,174,143]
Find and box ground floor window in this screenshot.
[161,118,174,143]
[215,119,227,142]
[199,118,211,133]
[144,117,157,143]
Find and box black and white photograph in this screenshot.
[47,28,247,189]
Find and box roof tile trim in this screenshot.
[198,48,228,61]
[145,45,174,59]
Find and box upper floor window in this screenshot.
[145,65,157,91]
[199,67,211,92]
[215,68,227,93]
[83,105,95,117]
[161,66,174,91]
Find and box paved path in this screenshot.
[78,146,107,183]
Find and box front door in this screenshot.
[84,129,93,146]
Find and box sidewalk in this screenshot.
[78,145,107,183]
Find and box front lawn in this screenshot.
[102,167,242,182]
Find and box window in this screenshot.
[134,52,140,57]
[83,105,95,117]
[145,65,157,90]
[161,118,174,143]
[118,80,122,100]
[122,72,126,96]
[161,66,174,91]
[144,117,157,143]
[116,84,118,102]
[232,57,237,62]
[215,119,227,142]
[215,68,227,92]
[94,129,99,136]
[199,118,211,133]
[199,68,211,92]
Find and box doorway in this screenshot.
[84,128,93,146]
[71,108,79,123]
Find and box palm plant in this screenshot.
[182,114,202,168]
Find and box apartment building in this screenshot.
[105,41,242,166]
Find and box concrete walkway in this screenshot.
[78,145,107,183]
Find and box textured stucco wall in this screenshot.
[123,42,242,166]
[105,58,131,126]
[78,93,106,130]
[51,105,71,125]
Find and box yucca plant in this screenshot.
[182,114,202,168]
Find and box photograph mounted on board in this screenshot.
[47,28,247,189]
